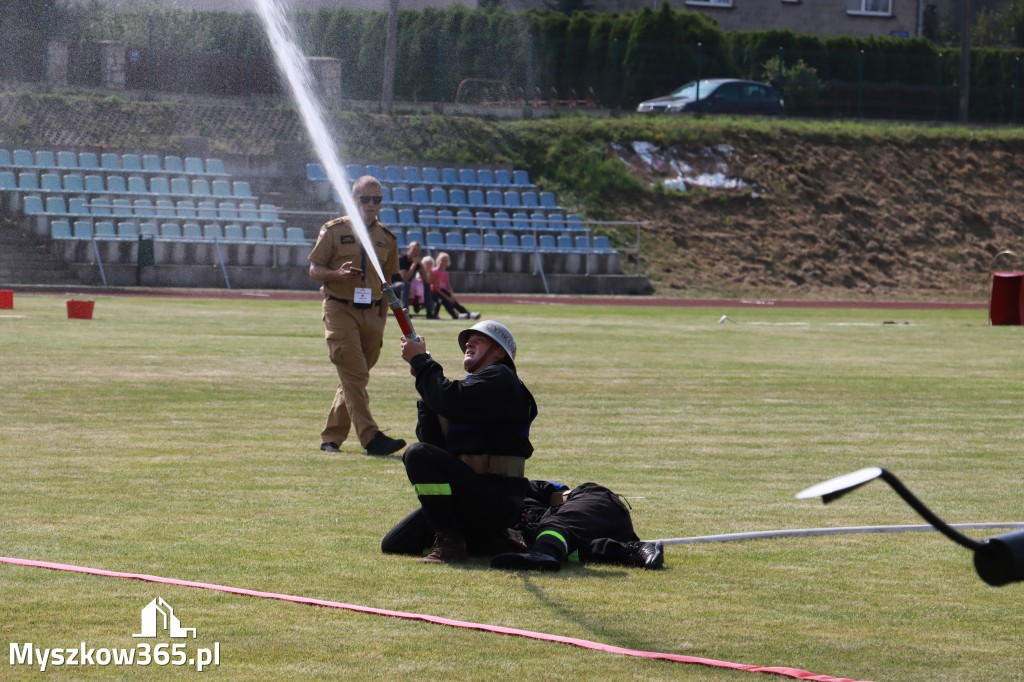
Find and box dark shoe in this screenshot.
[365,432,406,456]
[320,442,340,452]
[491,550,562,572]
[627,541,664,570]
[419,531,467,564]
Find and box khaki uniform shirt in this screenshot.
[307,216,400,302]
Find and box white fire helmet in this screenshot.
[458,320,516,365]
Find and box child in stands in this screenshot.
[430,252,480,320]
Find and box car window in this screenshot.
[713,83,741,100]
[669,82,699,99]
[742,84,771,100]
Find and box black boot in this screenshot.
[490,536,565,572]
[626,541,664,570]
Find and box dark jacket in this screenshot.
[409,354,537,458]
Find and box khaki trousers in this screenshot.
[321,298,386,447]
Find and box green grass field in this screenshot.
[2,292,1022,681]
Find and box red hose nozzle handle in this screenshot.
[382,283,417,340]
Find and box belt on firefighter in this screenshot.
[326,295,382,309]
[458,454,525,478]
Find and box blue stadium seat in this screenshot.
[127,176,148,194]
[57,151,78,169]
[404,229,423,247]
[244,225,264,241]
[117,222,139,238]
[398,208,416,226]
[161,223,182,239]
[18,172,39,191]
[218,201,239,221]
[51,220,72,239]
[410,187,429,205]
[540,192,559,209]
[100,153,121,171]
[205,159,227,176]
[0,149,10,167]
[513,170,535,188]
[84,175,105,194]
[94,221,117,239]
[474,211,494,230]
[483,233,501,249]
[403,166,422,183]
[557,235,574,250]
[379,207,398,224]
[307,162,326,181]
[72,220,93,239]
[224,225,245,241]
[106,175,127,194]
[346,164,363,181]
[197,201,217,221]
[477,169,495,186]
[458,168,476,185]
[155,199,176,219]
[512,212,530,230]
[436,210,455,227]
[503,191,521,208]
[417,209,436,228]
[494,170,512,187]
[502,233,519,249]
[493,211,511,230]
[78,153,100,171]
[594,235,613,252]
[182,223,204,240]
[142,155,162,173]
[384,165,403,184]
[430,188,447,205]
[365,165,384,181]
[150,177,171,195]
[0,171,15,190]
[265,226,285,242]
[192,179,211,197]
[211,180,232,197]
[185,157,205,175]
[12,150,34,167]
[23,195,44,215]
[170,177,190,195]
[40,173,61,193]
[445,231,464,247]
[90,198,113,218]
[566,214,584,230]
[204,224,224,240]
[467,189,485,207]
[138,222,159,237]
[164,156,185,174]
[133,199,155,218]
[392,186,411,204]
[44,196,67,216]
[521,191,539,209]
[464,232,483,248]
[575,235,590,249]
[69,198,91,218]
[238,202,259,222]
[520,234,537,249]
[441,168,458,185]
[456,210,475,228]
[121,154,142,172]
[546,213,566,231]
[177,200,198,220]
[233,181,255,199]
[427,230,445,249]
[449,189,467,206]
[260,204,282,224]
[422,167,441,184]
[35,151,56,168]
[485,190,503,207]
[112,199,133,218]
[285,227,305,242]
[538,234,557,251]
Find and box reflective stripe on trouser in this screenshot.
[536,529,569,554]
[414,483,453,496]
[321,299,385,447]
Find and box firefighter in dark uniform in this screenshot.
[308,175,406,457]
[381,479,665,571]
[398,320,537,563]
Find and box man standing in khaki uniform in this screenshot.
[308,175,406,456]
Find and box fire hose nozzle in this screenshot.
[381,282,417,340]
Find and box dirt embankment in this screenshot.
[613,132,1024,301]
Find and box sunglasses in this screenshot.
[357,195,383,205]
